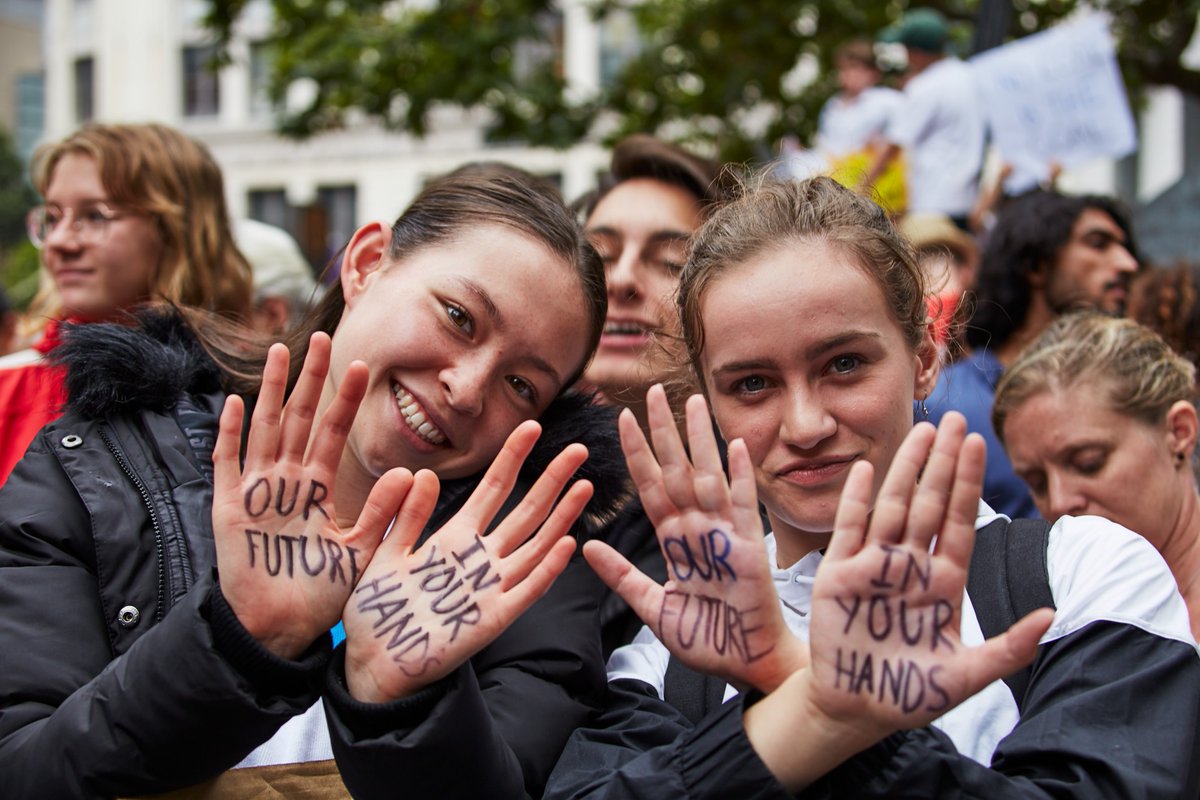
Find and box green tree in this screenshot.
[0,127,39,307]
[205,0,1200,163]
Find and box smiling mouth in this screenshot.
[392,384,448,446]
[603,321,651,336]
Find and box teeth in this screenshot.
[391,385,447,445]
[604,322,647,335]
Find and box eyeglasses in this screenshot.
[26,203,131,249]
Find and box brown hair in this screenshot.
[196,161,606,397]
[1128,262,1200,375]
[994,311,1195,442]
[678,175,928,378]
[28,123,253,324]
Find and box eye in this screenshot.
[444,302,474,335]
[734,375,768,394]
[829,355,860,375]
[42,207,64,227]
[506,375,537,404]
[1072,452,1106,475]
[81,206,112,224]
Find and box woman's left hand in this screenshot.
[341,420,593,703]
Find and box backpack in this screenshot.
[662,517,1055,724]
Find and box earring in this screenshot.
[920,395,930,421]
[1177,452,1188,467]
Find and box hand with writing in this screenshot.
[212,334,412,660]
[342,420,593,703]
[806,412,1054,737]
[585,385,806,694]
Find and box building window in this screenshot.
[182,44,220,117]
[248,185,357,271]
[248,188,289,232]
[316,185,356,261]
[74,57,94,124]
[249,41,276,117]
[513,10,564,85]
[16,71,44,166]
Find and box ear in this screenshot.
[340,221,392,307]
[1165,400,1198,465]
[913,329,940,401]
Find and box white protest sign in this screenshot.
[970,13,1136,193]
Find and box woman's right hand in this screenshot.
[211,334,410,660]
[585,385,807,694]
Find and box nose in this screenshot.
[1046,472,1087,519]
[1112,244,1138,274]
[779,384,837,451]
[606,245,642,303]
[440,357,489,418]
[43,217,83,250]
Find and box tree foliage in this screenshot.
[205,0,1200,163]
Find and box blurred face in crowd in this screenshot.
[583,178,702,402]
[1003,385,1196,554]
[1043,208,1138,315]
[836,58,879,98]
[37,153,163,321]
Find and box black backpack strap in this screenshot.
[967,516,1055,709]
[663,655,728,725]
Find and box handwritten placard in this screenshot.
[970,13,1137,193]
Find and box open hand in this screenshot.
[212,334,410,659]
[808,413,1054,736]
[585,386,806,694]
[342,420,593,703]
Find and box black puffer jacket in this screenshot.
[0,311,625,799]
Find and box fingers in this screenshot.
[619,407,675,528]
[458,420,542,530]
[213,394,246,497]
[353,467,415,550]
[933,433,987,566]
[381,469,441,556]
[646,385,697,512]
[728,439,765,541]
[488,443,588,557]
[906,413,967,552]
[306,360,369,469]
[583,540,667,632]
[503,479,594,584]
[960,607,1053,698]
[686,394,732,515]
[243,343,289,468]
[497,536,577,620]
[279,333,331,462]
[825,460,874,562]
[865,422,936,545]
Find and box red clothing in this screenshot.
[0,319,70,485]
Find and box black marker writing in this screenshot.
[833,647,951,713]
[664,529,738,583]
[244,529,360,585]
[244,477,330,521]
[658,589,772,664]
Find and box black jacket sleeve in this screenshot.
[0,438,329,799]
[325,553,606,800]
[546,619,1200,799]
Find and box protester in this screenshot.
[234,218,319,336]
[897,211,978,353]
[1128,261,1200,381]
[0,122,253,485]
[546,176,1200,798]
[816,40,902,158]
[995,311,1200,639]
[927,188,1139,517]
[861,8,985,227]
[576,134,732,656]
[0,163,624,798]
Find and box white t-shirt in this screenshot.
[606,502,1197,766]
[817,86,903,157]
[886,57,986,217]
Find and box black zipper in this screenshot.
[99,425,167,623]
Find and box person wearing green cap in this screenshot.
[861,8,985,229]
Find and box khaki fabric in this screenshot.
[126,760,350,800]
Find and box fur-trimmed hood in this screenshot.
[53,310,629,520]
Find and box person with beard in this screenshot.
[926,189,1139,518]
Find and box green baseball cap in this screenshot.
[880,8,948,53]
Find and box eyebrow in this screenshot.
[453,276,564,387]
[709,331,882,378]
[586,225,693,245]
